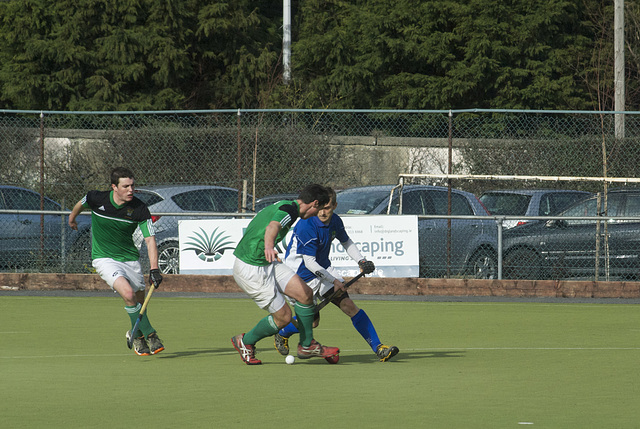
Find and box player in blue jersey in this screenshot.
[279,187,399,362]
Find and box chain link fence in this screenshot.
[2,109,640,278]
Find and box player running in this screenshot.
[68,167,164,356]
[231,184,340,365]
[276,187,399,362]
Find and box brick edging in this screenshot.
[1,273,639,299]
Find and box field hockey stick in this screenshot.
[126,279,158,349]
[314,271,366,314]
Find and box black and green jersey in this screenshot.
[82,190,154,262]
[233,200,300,266]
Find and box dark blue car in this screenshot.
[0,185,91,271]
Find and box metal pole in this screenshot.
[614,0,625,138]
[446,110,453,277]
[39,112,45,269]
[497,217,503,280]
[283,0,292,84]
[236,109,242,211]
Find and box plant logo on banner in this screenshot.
[181,227,235,263]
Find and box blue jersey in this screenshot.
[285,214,349,282]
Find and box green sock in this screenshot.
[243,315,278,345]
[139,311,155,338]
[294,302,315,347]
[125,304,142,336]
[124,304,154,337]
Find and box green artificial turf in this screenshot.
[1,295,639,428]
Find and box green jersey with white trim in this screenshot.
[233,200,300,266]
[82,190,154,262]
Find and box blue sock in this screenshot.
[278,316,300,338]
[351,309,381,352]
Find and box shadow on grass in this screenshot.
[157,347,231,359]
[298,350,466,365]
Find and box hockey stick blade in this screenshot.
[314,271,366,314]
[126,281,158,349]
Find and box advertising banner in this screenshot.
[178,216,419,277]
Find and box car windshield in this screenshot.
[479,193,531,215]
[335,188,391,214]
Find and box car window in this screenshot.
[172,189,238,212]
[402,191,426,215]
[135,191,164,207]
[624,194,640,217]
[479,193,531,215]
[3,189,59,211]
[539,192,588,216]
[563,194,623,225]
[335,189,391,214]
[563,198,597,224]
[428,191,474,216]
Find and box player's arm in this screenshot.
[68,199,86,231]
[140,218,163,287]
[341,238,375,274]
[264,220,282,263]
[302,254,345,291]
[144,235,160,271]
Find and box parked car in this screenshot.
[253,193,299,212]
[479,189,592,229]
[0,185,91,271]
[502,189,640,280]
[134,185,251,274]
[335,185,499,279]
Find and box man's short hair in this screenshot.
[298,184,330,206]
[325,187,337,204]
[111,167,134,187]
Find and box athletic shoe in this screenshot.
[274,333,289,356]
[297,339,340,359]
[231,334,262,365]
[147,332,165,355]
[376,344,399,362]
[126,330,151,356]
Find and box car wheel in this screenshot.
[503,248,541,280]
[158,241,180,274]
[467,249,498,279]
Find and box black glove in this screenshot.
[149,269,163,288]
[358,259,375,274]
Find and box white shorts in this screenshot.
[93,258,146,292]
[306,266,344,300]
[233,258,296,313]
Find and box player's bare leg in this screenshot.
[284,275,339,358]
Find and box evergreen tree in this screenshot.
[292,0,596,110]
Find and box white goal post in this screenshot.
[397,173,640,184]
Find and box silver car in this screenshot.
[134,185,250,274]
[336,185,498,279]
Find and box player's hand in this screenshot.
[333,278,345,293]
[68,219,78,230]
[358,259,375,274]
[265,248,281,263]
[149,269,163,288]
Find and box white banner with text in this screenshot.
[178,216,419,277]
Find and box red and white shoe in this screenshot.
[297,339,340,359]
[231,334,262,365]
